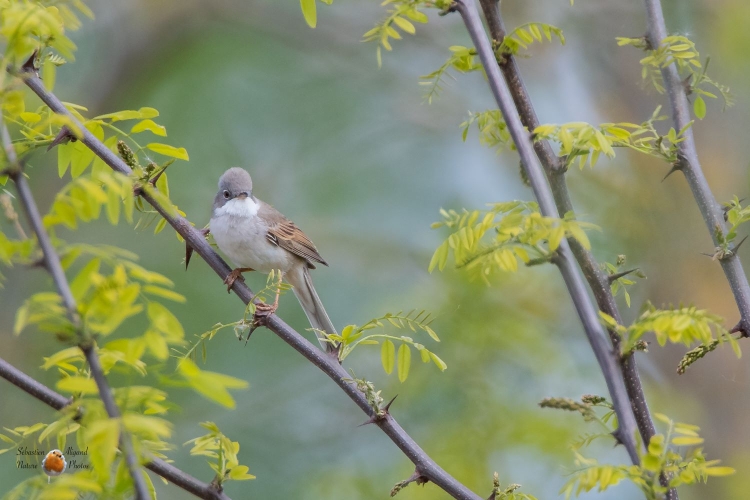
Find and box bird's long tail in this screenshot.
[286,265,337,352]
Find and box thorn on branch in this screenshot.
[730,319,750,338]
[185,227,210,270]
[439,1,459,16]
[28,256,47,270]
[610,427,625,447]
[682,75,693,96]
[383,394,398,414]
[358,395,398,427]
[607,268,640,284]
[642,33,656,51]
[47,126,74,151]
[20,50,39,75]
[390,469,428,497]
[733,235,748,254]
[661,163,682,182]
[149,160,174,187]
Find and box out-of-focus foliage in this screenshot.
[2,0,750,499]
[496,22,565,58]
[617,35,733,119]
[430,202,597,279]
[559,408,735,499]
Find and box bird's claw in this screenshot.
[253,301,278,322]
[224,268,246,293]
[242,301,278,345]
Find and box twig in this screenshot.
[0,193,28,239]
[0,357,231,500]
[452,0,641,465]
[476,0,661,473]
[643,0,750,336]
[1,121,151,500]
[13,69,482,500]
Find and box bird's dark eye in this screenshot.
[223,190,230,199]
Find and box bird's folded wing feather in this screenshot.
[261,202,328,267]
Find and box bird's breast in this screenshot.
[210,210,293,273]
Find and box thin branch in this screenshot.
[477,0,660,461]
[0,357,231,500]
[0,357,72,410]
[13,70,482,500]
[643,0,750,336]
[475,3,671,494]
[1,121,151,500]
[452,0,641,465]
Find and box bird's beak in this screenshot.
[237,192,249,199]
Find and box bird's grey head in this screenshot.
[213,167,254,210]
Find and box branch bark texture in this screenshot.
[453,0,641,465]
[15,70,482,500]
[477,0,660,461]
[643,0,750,335]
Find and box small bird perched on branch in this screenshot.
[209,167,336,351]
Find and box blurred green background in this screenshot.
[2,0,750,498]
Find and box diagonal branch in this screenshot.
[475,2,673,495]
[12,69,482,500]
[0,357,231,500]
[643,0,750,336]
[1,122,151,500]
[477,0,660,466]
[451,0,641,465]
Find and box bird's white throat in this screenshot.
[214,197,259,218]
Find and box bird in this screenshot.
[209,167,336,351]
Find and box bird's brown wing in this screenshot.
[260,201,328,268]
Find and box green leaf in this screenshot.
[42,347,84,370]
[341,324,354,340]
[38,417,75,443]
[694,96,706,119]
[672,436,704,446]
[429,352,447,371]
[704,466,736,476]
[58,143,73,177]
[42,57,57,92]
[95,107,159,122]
[70,258,100,301]
[57,376,98,394]
[548,225,565,251]
[179,359,248,408]
[85,418,120,480]
[397,344,411,382]
[420,348,430,363]
[393,17,415,35]
[13,302,29,335]
[381,339,395,374]
[146,143,189,161]
[144,329,169,360]
[143,285,186,303]
[154,218,168,234]
[148,302,185,340]
[106,185,120,225]
[131,119,167,136]
[228,465,256,480]
[300,0,317,28]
